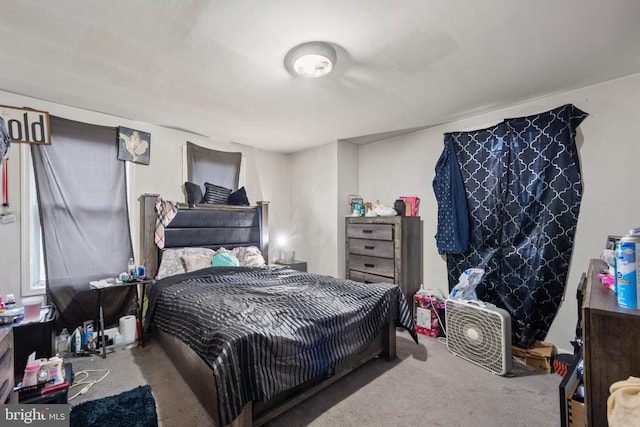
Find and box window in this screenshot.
[185,142,243,190]
[20,144,45,296]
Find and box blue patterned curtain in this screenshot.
[437,104,588,348]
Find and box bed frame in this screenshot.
[140,193,398,427]
[141,193,270,279]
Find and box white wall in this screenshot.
[0,90,290,304]
[289,143,338,275]
[288,141,358,278]
[336,142,359,279]
[358,72,640,353]
[246,146,290,263]
[4,72,639,353]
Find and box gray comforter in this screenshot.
[145,266,417,425]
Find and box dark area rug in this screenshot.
[70,384,158,427]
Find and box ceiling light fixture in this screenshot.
[284,41,337,78]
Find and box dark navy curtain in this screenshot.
[437,104,588,348]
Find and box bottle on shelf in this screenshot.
[5,294,15,309]
[128,257,136,278]
[56,328,69,354]
[23,362,40,386]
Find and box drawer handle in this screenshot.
[362,229,373,234]
[364,263,375,268]
[364,245,375,250]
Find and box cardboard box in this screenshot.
[511,340,555,373]
[567,394,585,427]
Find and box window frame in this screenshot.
[20,144,45,296]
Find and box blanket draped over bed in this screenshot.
[145,266,417,425]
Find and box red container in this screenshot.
[414,294,445,337]
[399,196,420,216]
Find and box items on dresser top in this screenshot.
[0,299,49,325]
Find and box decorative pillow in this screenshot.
[156,247,216,279]
[228,187,250,206]
[215,247,238,257]
[235,246,266,267]
[212,252,240,267]
[182,253,213,272]
[184,182,204,206]
[203,183,232,204]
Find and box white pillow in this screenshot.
[156,247,216,279]
[240,246,266,267]
[218,246,266,267]
[182,253,213,272]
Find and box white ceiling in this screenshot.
[2,1,640,153]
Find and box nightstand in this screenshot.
[275,260,307,272]
[89,278,153,358]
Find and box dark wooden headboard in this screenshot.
[140,193,269,278]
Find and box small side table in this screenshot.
[275,259,307,272]
[89,278,153,358]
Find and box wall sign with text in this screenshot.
[0,105,51,144]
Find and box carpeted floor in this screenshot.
[67,331,562,427]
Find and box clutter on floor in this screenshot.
[511,340,555,374]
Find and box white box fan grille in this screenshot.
[445,299,512,376]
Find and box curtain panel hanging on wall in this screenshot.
[32,116,135,332]
[186,141,241,191]
[436,104,588,348]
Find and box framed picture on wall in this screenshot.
[117,126,150,165]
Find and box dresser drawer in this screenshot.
[346,216,422,299]
[349,270,396,284]
[348,238,394,259]
[348,254,395,278]
[347,223,393,241]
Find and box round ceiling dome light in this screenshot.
[284,41,337,78]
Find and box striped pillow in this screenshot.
[203,182,232,204]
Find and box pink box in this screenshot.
[400,196,420,216]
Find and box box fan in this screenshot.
[445,299,512,376]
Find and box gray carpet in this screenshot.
[67,331,561,427]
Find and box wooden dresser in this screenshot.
[582,258,640,426]
[0,327,14,403]
[345,216,422,300]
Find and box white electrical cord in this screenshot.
[68,369,110,402]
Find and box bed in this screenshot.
[140,194,417,427]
